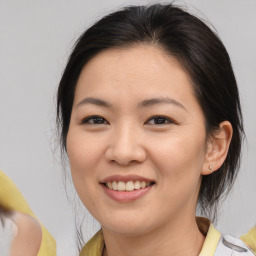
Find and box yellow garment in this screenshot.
[197,218,221,256]
[80,229,104,256]
[241,226,256,254]
[0,170,56,256]
[79,217,221,256]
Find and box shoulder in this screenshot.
[214,234,255,256]
[9,212,42,256]
[197,217,255,256]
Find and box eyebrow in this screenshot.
[76,96,187,111]
[76,97,113,108]
[139,97,187,111]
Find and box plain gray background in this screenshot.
[0,1,255,255]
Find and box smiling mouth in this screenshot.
[102,181,155,192]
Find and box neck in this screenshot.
[102,215,205,256]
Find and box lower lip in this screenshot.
[101,184,153,202]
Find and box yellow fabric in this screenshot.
[80,230,105,256]
[198,222,221,256]
[240,226,256,254]
[0,170,56,256]
[79,217,221,256]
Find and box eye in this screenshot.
[81,115,109,125]
[146,115,175,125]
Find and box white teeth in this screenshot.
[126,181,134,191]
[107,182,112,189]
[105,180,153,191]
[134,180,141,190]
[141,181,146,188]
[117,181,126,191]
[112,181,118,190]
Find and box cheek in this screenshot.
[66,130,106,217]
[150,132,205,166]
[151,137,205,214]
[67,129,104,173]
[147,130,206,188]
[66,130,105,200]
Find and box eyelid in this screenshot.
[80,115,176,126]
[145,115,177,125]
[81,115,109,125]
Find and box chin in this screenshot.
[104,224,149,237]
[100,213,155,236]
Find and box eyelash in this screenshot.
[81,115,109,125]
[81,115,175,126]
[146,115,176,125]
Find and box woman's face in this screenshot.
[67,45,209,235]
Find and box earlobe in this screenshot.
[201,121,233,175]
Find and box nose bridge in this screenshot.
[115,121,137,148]
[105,120,146,165]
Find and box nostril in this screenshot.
[104,142,147,166]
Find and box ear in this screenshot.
[201,121,233,175]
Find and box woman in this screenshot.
[56,3,255,256]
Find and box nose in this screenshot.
[105,125,147,166]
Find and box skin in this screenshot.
[67,45,232,256]
[9,211,42,256]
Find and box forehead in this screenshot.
[74,45,196,106]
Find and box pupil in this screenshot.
[94,117,104,124]
[155,117,165,124]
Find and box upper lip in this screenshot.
[100,175,155,183]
